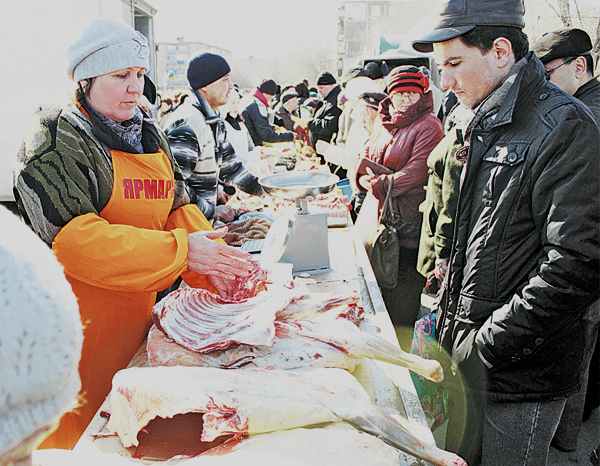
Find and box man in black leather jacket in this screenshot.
[413,1,600,464]
[307,71,343,174]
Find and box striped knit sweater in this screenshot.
[13,98,190,245]
[163,90,263,220]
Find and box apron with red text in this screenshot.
[40,148,176,449]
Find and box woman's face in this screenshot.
[390,91,421,113]
[358,102,378,135]
[86,66,147,122]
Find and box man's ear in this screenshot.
[491,37,514,69]
[573,56,588,79]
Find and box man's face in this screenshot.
[434,37,507,109]
[543,57,580,95]
[317,84,335,98]
[201,73,233,110]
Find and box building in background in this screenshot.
[156,38,231,92]
[336,0,437,76]
[0,0,158,206]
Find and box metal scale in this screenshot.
[259,171,340,273]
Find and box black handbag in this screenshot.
[369,181,399,289]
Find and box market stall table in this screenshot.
[74,215,436,465]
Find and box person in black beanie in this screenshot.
[307,71,343,175]
[163,52,263,223]
[241,78,296,146]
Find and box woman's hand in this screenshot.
[434,257,449,282]
[207,274,237,299]
[358,174,373,192]
[214,205,236,223]
[187,228,253,280]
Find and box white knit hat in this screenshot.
[67,18,150,82]
[0,206,83,455]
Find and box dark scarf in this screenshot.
[380,91,435,130]
[79,95,161,154]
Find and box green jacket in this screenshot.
[416,127,463,277]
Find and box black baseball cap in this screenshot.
[412,0,526,53]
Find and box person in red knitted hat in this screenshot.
[356,65,444,351]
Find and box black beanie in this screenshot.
[258,78,278,95]
[187,52,231,89]
[316,71,336,85]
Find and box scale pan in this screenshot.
[259,172,340,200]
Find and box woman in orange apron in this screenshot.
[13,18,253,449]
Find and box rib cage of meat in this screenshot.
[151,284,302,353]
[107,366,466,466]
[147,315,443,382]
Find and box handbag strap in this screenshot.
[378,178,395,226]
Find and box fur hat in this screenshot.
[258,79,278,96]
[67,18,150,82]
[187,52,231,89]
[533,28,593,64]
[387,66,430,96]
[0,206,83,455]
[412,0,525,53]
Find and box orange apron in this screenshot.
[40,149,182,449]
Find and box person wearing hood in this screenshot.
[163,53,264,223]
[307,71,344,174]
[356,65,443,352]
[12,19,254,449]
[241,78,297,146]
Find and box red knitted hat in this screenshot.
[387,66,429,96]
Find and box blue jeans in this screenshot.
[481,398,566,466]
[446,389,566,466]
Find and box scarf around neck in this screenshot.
[89,105,145,153]
[380,91,434,130]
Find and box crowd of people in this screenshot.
[1,0,599,465]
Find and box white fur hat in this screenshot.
[67,18,150,82]
[0,206,83,455]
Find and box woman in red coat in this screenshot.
[357,66,443,350]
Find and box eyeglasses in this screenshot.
[392,92,421,102]
[544,57,576,80]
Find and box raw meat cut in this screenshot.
[278,318,443,382]
[276,291,363,323]
[147,316,443,382]
[225,262,267,301]
[107,366,466,466]
[151,284,303,353]
[147,324,360,372]
[168,424,402,465]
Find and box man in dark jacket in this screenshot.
[163,53,263,222]
[533,26,600,453]
[307,71,343,174]
[241,78,296,146]
[413,1,600,465]
[533,27,599,123]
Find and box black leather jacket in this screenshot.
[307,85,342,150]
[436,53,600,402]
